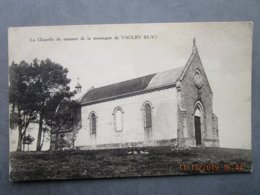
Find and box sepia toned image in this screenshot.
[8,22,252,181]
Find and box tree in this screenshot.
[22,134,35,151]
[9,59,74,151]
[9,61,38,151]
[31,59,72,151]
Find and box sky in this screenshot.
[8,22,252,149]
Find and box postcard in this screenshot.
[8,22,252,181]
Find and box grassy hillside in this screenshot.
[9,146,252,181]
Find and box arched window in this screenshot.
[113,107,123,132]
[195,69,201,77]
[194,107,202,117]
[194,69,203,89]
[143,102,153,140]
[144,103,152,128]
[89,112,96,135]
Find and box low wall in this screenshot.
[76,138,177,150]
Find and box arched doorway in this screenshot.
[194,102,204,145]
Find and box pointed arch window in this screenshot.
[144,103,152,128]
[89,112,97,135]
[142,101,153,140]
[113,107,124,132]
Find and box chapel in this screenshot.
[74,39,219,150]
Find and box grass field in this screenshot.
[9,146,252,181]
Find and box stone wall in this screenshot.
[50,131,75,151]
[75,87,178,148]
[178,51,219,147]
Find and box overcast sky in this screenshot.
[8,22,252,149]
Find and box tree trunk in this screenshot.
[16,109,22,152]
[16,127,22,151]
[36,113,43,151]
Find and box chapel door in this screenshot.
[195,116,202,145]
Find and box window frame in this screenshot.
[113,107,124,132]
[142,101,153,129]
[89,112,97,135]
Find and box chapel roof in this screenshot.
[80,38,203,106]
[80,66,184,106]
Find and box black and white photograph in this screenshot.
[8,22,252,181]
